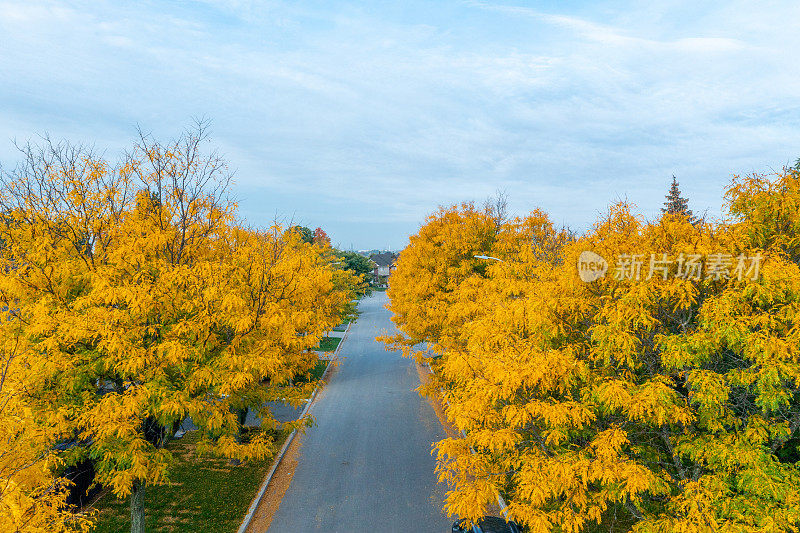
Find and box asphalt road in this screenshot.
[267,292,452,532]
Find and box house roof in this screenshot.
[369,252,397,267]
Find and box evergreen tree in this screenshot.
[661,175,695,222]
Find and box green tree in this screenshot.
[336,251,373,291]
[661,175,696,223]
[288,225,314,244]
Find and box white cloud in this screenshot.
[0,0,799,247]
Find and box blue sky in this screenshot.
[1,1,799,249]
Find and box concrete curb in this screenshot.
[236,321,353,533]
[424,361,510,521]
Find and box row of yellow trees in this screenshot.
[0,125,359,532]
[384,169,800,532]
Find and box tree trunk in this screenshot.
[229,407,248,465]
[237,407,248,433]
[130,480,146,533]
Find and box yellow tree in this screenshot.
[383,202,499,358]
[0,327,94,532]
[200,222,354,449]
[0,125,351,532]
[0,136,132,532]
[387,175,800,532]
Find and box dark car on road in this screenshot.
[452,516,524,533]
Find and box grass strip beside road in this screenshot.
[89,429,287,533]
[308,359,329,381]
[315,336,341,352]
[90,342,338,531]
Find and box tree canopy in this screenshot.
[288,225,314,244]
[384,168,800,532]
[662,176,696,223]
[0,126,356,532]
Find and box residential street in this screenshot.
[266,292,452,532]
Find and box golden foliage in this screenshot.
[0,127,353,530]
[385,168,800,532]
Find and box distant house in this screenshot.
[369,252,397,286]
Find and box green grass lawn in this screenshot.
[331,322,349,332]
[308,359,329,381]
[315,336,341,352]
[88,429,285,533]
